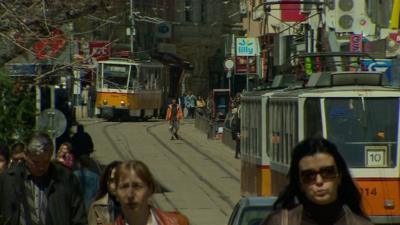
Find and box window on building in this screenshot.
[185,0,193,22]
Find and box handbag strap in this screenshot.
[281,209,288,225]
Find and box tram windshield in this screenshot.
[325,98,399,168]
[102,64,130,89]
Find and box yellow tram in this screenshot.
[95,58,166,119]
[240,71,400,224]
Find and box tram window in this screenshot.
[304,98,322,138]
[138,67,147,90]
[129,66,138,90]
[103,64,129,89]
[325,98,398,168]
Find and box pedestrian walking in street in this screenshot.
[230,108,241,159]
[112,160,189,225]
[262,137,373,225]
[56,142,74,170]
[185,91,196,118]
[166,98,184,140]
[9,142,25,168]
[196,96,206,116]
[0,145,10,173]
[88,83,96,118]
[88,161,122,225]
[0,131,87,225]
[81,85,89,119]
[71,124,94,158]
[74,155,100,211]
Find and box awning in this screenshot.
[151,52,193,70]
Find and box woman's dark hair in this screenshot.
[273,137,366,218]
[95,160,121,200]
[0,145,10,163]
[10,142,25,156]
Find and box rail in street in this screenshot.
[82,119,241,225]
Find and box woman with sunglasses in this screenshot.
[112,160,189,225]
[263,137,373,225]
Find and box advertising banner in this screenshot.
[280,0,307,22]
[236,38,259,56]
[89,41,111,61]
[350,34,363,52]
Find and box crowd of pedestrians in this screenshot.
[0,129,190,225]
[0,99,375,225]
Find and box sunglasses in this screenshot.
[300,165,339,184]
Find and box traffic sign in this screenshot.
[38,109,67,138]
[224,59,234,70]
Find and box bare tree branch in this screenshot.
[0,0,113,65]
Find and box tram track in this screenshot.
[95,120,238,215]
[146,122,238,215]
[101,122,136,160]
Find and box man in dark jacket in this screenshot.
[231,108,241,159]
[0,132,87,225]
[71,124,94,158]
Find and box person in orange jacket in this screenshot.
[165,98,184,140]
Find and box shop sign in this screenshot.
[89,41,111,60]
[236,38,259,56]
[235,56,257,74]
[350,34,363,53]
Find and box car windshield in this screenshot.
[238,206,271,225]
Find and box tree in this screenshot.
[0,71,35,145]
[0,0,112,66]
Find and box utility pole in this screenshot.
[130,0,136,57]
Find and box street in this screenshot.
[82,118,241,225]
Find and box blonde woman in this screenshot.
[56,142,74,169]
[112,160,189,225]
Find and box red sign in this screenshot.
[350,34,363,53]
[280,0,307,22]
[32,29,66,60]
[235,56,257,74]
[389,32,400,44]
[89,41,111,60]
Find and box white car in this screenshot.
[227,196,277,225]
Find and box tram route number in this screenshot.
[359,187,377,197]
[365,146,387,167]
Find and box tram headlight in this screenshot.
[120,100,126,107]
[103,99,108,105]
[384,200,395,209]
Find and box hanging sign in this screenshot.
[236,38,259,56]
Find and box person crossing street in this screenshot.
[166,98,184,140]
